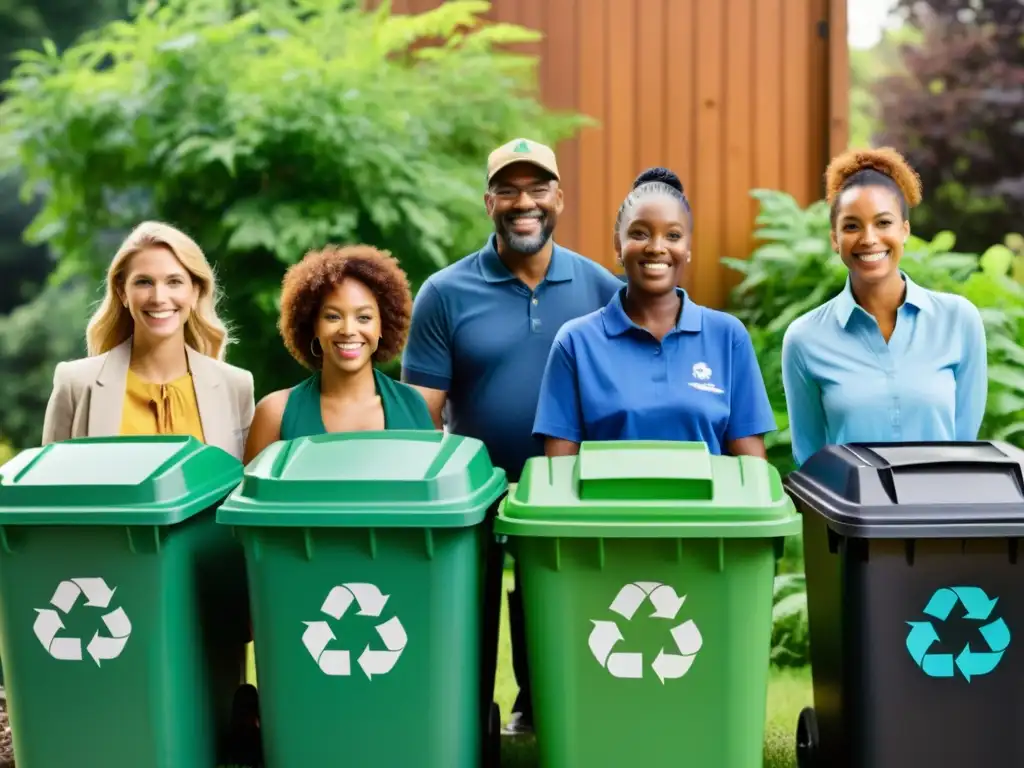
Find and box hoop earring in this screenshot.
[310,337,322,358]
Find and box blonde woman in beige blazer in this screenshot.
[41,221,255,461]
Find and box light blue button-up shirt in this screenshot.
[781,272,988,467]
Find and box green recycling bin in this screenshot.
[494,440,801,767]
[0,435,250,768]
[216,430,507,768]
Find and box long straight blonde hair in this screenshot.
[85,221,231,360]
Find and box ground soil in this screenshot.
[0,699,12,767]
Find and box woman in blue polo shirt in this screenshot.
[781,147,987,467]
[532,167,776,458]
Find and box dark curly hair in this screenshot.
[278,245,413,370]
[825,147,923,227]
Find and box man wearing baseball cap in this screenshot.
[403,138,622,739]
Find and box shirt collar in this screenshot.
[478,233,573,284]
[602,286,703,337]
[835,270,933,328]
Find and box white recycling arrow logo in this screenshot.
[588,581,702,684]
[302,582,407,680]
[33,577,132,666]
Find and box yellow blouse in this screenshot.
[119,368,206,442]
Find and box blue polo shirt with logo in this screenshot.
[532,286,776,455]
[402,234,623,481]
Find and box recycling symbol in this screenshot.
[33,578,132,666]
[905,586,1011,682]
[588,581,702,684]
[302,582,407,680]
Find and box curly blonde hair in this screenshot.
[825,148,923,227]
[278,245,413,371]
[85,221,230,359]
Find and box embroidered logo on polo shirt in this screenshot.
[689,361,724,394]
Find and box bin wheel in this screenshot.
[795,706,819,768]
[486,701,501,768]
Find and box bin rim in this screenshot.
[493,511,802,539]
[216,468,508,529]
[0,435,243,526]
[784,471,1024,539]
[496,440,802,539]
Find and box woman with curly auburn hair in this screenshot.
[781,147,988,467]
[41,221,255,460]
[243,244,433,462]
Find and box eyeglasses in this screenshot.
[489,183,553,201]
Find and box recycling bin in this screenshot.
[493,440,801,767]
[785,441,1024,768]
[216,429,508,768]
[0,435,251,768]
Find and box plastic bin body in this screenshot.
[216,430,507,768]
[494,440,801,768]
[786,441,1024,768]
[0,436,249,768]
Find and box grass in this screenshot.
[245,572,812,767]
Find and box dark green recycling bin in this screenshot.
[786,441,1024,768]
[216,430,508,768]
[0,436,250,768]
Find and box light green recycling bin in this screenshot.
[494,440,801,768]
[215,430,507,768]
[0,436,250,768]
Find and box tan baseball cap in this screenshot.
[486,138,560,183]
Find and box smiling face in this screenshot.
[616,194,691,296]
[832,185,910,287]
[313,277,381,374]
[120,246,199,345]
[485,163,564,255]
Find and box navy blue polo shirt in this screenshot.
[402,234,623,481]
[532,287,776,455]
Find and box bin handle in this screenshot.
[575,441,714,501]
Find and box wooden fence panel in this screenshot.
[379,0,848,307]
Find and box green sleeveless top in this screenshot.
[280,368,434,440]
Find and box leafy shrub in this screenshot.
[723,189,1024,479]
[0,0,588,395]
[876,0,1024,254]
[771,573,809,669]
[0,280,91,449]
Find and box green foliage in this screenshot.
[724,189,1024,477]
[0,0,587,395]
[0,280,92,449]
[771,573,809,669]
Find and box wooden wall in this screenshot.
[386,0,849,309]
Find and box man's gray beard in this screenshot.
[503,229,550,255]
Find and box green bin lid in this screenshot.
[494,440,801,538]
[0,436,242,526]
[215,430,508,528]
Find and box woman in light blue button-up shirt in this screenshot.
[781,147,988,467]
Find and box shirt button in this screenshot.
[654,348,662,356]
[531,296,539,305]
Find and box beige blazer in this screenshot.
[41,338,255,462]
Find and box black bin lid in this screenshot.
[783,441,1024,538]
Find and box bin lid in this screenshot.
[493,440,800,539]
[0,436,242,526]
[783,441,1024,538]
[215,430,508,528]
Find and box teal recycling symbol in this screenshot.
[905,586,1011,682]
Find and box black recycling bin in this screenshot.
[784,441,1024,768]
